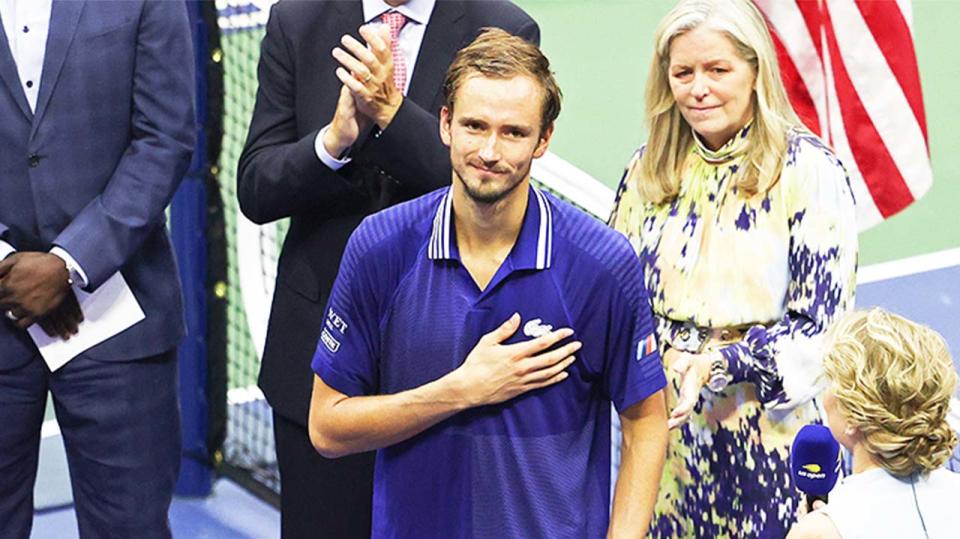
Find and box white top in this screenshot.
[821,467,960,539]
[0,0,52,112]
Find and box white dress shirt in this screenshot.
[315,0,437,170]
[0,0,51,112]
[0,0,88,286]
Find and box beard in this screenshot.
[453,159,530,205]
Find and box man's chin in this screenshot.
[462,179,524,205]
[463,186,509,205]
[454,165,528,206]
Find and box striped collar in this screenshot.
[428,186,554,270]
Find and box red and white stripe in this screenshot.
[754,0,932,230]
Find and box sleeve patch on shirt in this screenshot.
[320,327,341,354]
[637,333,657,361]
[326,307,349,335]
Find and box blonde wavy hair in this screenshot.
[630,0,806,203]
[822,308,958,477]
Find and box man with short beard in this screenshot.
[237,0,540,539]
[307,29,669,538]
[237,1,537,535]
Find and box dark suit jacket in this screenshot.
[0,1,195,370]
[238,0,538,424]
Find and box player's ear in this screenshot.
[533,123,553,158]
[440,106,453,147]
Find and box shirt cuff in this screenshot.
[315,125,352,171]
[719,341,784,406]
[0,240,14,260]
[49,246,89,288]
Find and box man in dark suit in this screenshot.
[237,0,538,536]
[0,2,195,537]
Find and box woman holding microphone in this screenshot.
[789,308,960,538]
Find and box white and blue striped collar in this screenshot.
[427,186,554,270]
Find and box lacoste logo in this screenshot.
[523,318,553,338]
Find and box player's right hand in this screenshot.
[449,313,581,408]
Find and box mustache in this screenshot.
[468,159,511,174]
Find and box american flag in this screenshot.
[754,0,931,231]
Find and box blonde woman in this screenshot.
[608,0,858,536]
[789,309,960,538]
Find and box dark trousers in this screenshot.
[273,411,375,538]
[0,351,180,539]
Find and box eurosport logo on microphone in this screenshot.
[797,463,826,480]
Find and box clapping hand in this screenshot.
[333,24,402,129]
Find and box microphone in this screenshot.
[791,424,841,512]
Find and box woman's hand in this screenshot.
[664,348,715,429]
[795,497,826,520]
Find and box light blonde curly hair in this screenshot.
[822,308,958,477]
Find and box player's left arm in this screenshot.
[607,389,667,538]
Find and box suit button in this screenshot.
[28,155,40,167]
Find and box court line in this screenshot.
[857,247,960,284]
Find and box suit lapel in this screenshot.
[406,0,466,111]
[0,14,33,120]
[32,0,84,132]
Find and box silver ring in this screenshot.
[5,310,19,322]
[362,72,373,83]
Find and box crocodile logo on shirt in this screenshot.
[523,318,553,338]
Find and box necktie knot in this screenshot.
[380,11,407,41]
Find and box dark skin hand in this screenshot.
[38,289,84,340]
[0,252,83,337]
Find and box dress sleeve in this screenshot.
[719,140,858,410]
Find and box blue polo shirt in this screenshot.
[312,186,666,538]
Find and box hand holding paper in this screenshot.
[27,272,145,372]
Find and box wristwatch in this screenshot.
[707,353,732,393]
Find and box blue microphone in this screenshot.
[791,424,841,512]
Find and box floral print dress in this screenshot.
[609,125,858,538]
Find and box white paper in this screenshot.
[28,272,145,371]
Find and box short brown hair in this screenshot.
[443,28,561,134]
